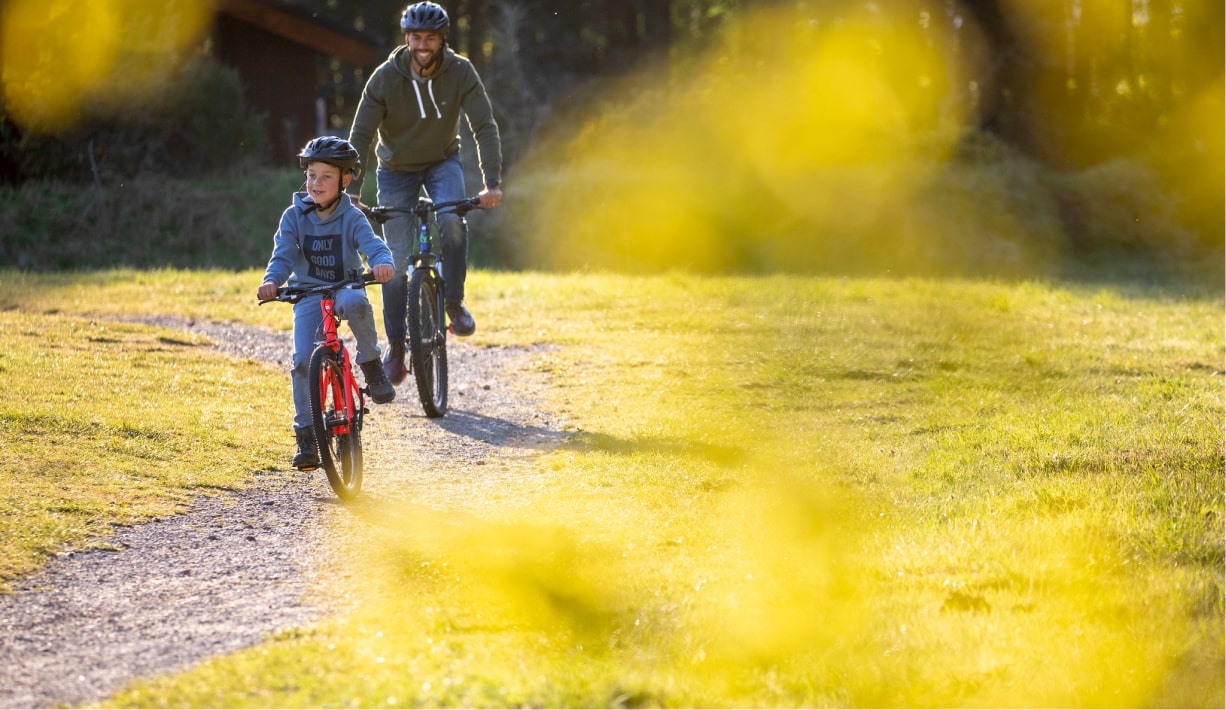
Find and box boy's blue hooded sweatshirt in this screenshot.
[263,192,393,289]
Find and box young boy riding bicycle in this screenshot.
[257,136,397,470]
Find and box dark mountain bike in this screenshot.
[364,197,482,418]
[260,269,377,500]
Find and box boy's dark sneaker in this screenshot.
[382,344,406,385]
[360,359,396,403]
[293,427,319,470]
[446,300,475,337]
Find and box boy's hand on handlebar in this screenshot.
[477,186,502,209]
[257,280,279,301]
[371,264,394,283]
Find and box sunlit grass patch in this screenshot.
[96,270,1223,708]
[1,269,1216,706]
[0,269,291,328]
[0,311,289,587]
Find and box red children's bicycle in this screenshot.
[260,269,376,500]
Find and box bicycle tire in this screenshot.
[407,268,448,417]
[308,346,364,500]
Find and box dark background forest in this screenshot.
[0,0,1222,277]
[307,0,1226,175]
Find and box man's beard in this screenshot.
[413,48,439,72]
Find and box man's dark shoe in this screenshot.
[446,300,476,337]
[292,426,319,471]
[382,344,406,385]
[360,359,397,404]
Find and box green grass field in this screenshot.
[1,269,1221,707]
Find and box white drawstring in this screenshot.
[425,79,443,119]
[411,80,443,119]
[411,82,427,119]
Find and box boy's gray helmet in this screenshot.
[297,136,361,177]
[401,2,449,35]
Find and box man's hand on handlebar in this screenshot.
[477,186,502,209]
[348,193,369,211]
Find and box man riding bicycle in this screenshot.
[348,1,503,386]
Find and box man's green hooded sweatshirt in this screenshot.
[348,45,502,194]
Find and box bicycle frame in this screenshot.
[366,196,480,341]
[315,295,361,437]
[411,212,448,347]
[412,205,441,271]
[259,270,375,438]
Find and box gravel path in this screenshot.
[0,318,565,709]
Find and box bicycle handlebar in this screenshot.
[258,269,377,306]
[362,196,483,224]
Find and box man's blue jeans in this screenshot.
[376,153,468,348]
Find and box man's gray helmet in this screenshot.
[297,136,361,177]
[401,2,450,35]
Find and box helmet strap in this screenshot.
[315,194,342,212]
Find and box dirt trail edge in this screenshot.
[0,318,566,709]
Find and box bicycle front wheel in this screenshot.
[308,346,364,500]
[406,268,448,417]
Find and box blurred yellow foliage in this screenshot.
[518,0,1222,275]
[1,0,211,132]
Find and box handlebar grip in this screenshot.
[445,197,483,216]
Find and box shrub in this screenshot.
[0,170,303,270]
[1046,159,1223,285]
[0,56,268,184]
[1051,158,1204,262]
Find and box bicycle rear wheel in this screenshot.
[308,346,364,500]
[407,268,448,417]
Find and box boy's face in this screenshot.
[304,161,346,203]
